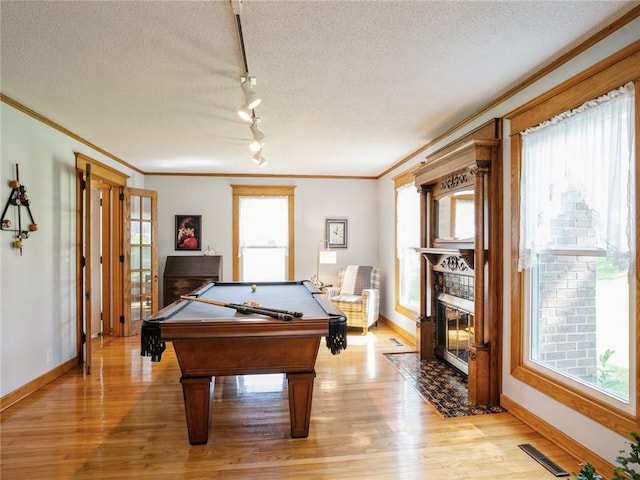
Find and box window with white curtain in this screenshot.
[395,178,420,315]
[239,196,289,281]
[519,82,636,406]
[232,185,295,282]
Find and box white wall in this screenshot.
[0,103,142,397]
[377,17,640,464]
[144,176,379,296]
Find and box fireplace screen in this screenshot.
[436,294,474,374]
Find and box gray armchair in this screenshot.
[323,265,380,334]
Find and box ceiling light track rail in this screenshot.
[234,12,249,74]
[231,0,267,167]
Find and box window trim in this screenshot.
[231,185,296,281]
[506,45,640,436]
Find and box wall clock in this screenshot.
[326,218,347,248]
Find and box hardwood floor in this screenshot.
[1,325,580,479]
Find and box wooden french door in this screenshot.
[122,187,158,336]
[83,164,93,373]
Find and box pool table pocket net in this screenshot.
[141,323,166,362]
[326,316,347,354]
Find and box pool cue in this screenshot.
[181,295,303,317]
[180,295,301,321]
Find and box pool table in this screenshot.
[141,280,347,445]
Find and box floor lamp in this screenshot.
[312,241,337,288]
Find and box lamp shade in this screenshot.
[319,250,337,265]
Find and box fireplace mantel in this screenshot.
[413,247,475,270]
[412,118,502,406]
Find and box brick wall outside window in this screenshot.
[535,189,597,382]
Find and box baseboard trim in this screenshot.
[377,314,416,347]
[501,394,614,478]
[1,357,79,411]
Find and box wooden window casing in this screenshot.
[506,41,640,436]
[393,169,420,319]
[231,185,296,281]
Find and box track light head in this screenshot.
[252,149,267,167]
[240,76,261,110]
[249,118,265,151]
[237,106,252,122]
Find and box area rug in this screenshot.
[383,352,507,417]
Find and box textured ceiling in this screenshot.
[1,1,637,177]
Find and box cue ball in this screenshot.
[251,284,257,292]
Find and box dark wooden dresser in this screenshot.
[162,255,223,307]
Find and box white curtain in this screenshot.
[518,82,635,270]
[396,182,420,259]
[239,196,289,249]
[239,196,289,281]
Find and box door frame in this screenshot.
[75,153,128,370]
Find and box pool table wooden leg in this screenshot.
[286,371,316,438]
[180,376,214,445]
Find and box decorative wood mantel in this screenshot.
[413,138,499,187]
[413,247,475,270]
[413,119,502,406]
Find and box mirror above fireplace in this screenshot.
[435,189,474,241]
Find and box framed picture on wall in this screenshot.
[326,218,347,248]
[175,215,202,251]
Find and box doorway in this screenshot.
[75,153,158,374]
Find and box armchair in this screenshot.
[323,265,380,334]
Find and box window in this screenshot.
[232,185,295,281]
[394,171,420,315]
[520,83,635,405]
[509,48,638,435]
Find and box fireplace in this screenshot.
[413,122,502,405]
[434,269,474,374]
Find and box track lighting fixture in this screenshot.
[232,5,267,167]
[249,118,265,152]
[252,149,267,167]
[238,76,261,121]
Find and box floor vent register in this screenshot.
[518,443,569,477]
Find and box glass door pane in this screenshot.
[124,188,157,336]
[443,305,473,374]
[130,195,153,324]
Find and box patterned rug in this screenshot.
[383,352,507,417]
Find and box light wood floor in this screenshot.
[1,325,580,479]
